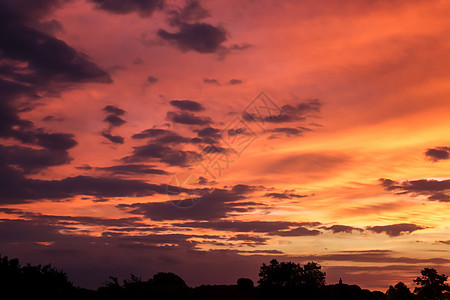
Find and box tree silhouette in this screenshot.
[386,282,413,300]
[0,255,74,297]
[258,259,303,288]
[151,272,187,289]
[414,268,450,300]
[258,259,326,289]
[12,253,450,300]
[302,261,326,288]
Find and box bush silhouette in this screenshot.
[151,272,187,289]
[98,271,189,299]
[237,277,254,290]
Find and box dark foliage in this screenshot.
[414,268,450,300]
[3,255,450,299]
[237,277,255,290]
[97,272,189,299]
[386,282,414,300]
[0,255,76,298]
[258,259,326,288]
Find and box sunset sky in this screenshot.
[1,0,450,291]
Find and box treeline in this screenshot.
[1,255,449,299]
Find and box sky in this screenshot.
[1,0,450,291]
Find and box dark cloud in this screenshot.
[173,220,321,233]
[103,105,125,116]
[152,132,191,144]
[101,105,126,143]
[103,114,126,127]
[269,226,321,237]
[267,127,313,139]
[169,99,204,112]
[382,178,450,192]
[188,126,222,145]
[203,145,226,154]
[97,164,168,175]
[42,115,65,122]
[270,127,304,136]
[0,96,78,173]
[89,0,164,17]
[238,249,283,254]
[227,234,268,245]
[124,143,167,159]
[0,80,35,140]
[425,146,450,162]
[102,106,126,130]
[0,219,65,243]
[229,79,242,85]
[230,43,253,51]
[296,98,321,114]
[101,131,124,144]
[158,22,227,54]
[118,187,263,221]
[379,178,398,190]
[0,3,112,88]
[0,163,179,204]
[11,131,78,151]
[174,219,419,238]
[231,184,261,195]
[366,223,425,237]
[0,208,23,215]
[195,126,221,139]
[427,193,450,202]
[127,127,219,166]
[243,99,321,123]
[197,176,215,185]
[271,99,321,122]
[203,78,219,85]
[0,145,71,174]
[11,211,153,230]
[0,0,72,23]
[122,143,200,166]
[264,192,307,199]
[322,225,363,234]
[380,178,450,202]
[37,132,77,151]
[75,164,93,170]
[167,0,209,26]
[132,128,174,139]
[0,0,110,172]
[147,75,158,83]
[227,127,248,136]
[167,111,212,125]
[307,250,450,264]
